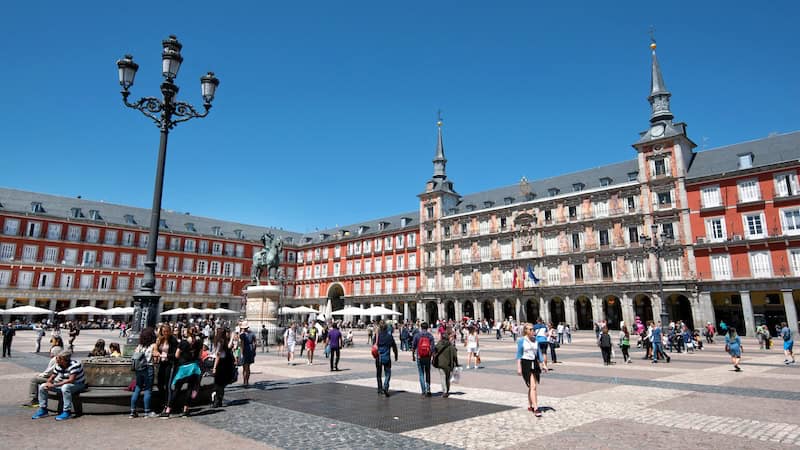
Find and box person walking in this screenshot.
[284,323,297,365]
[547,322,559,364]
[516,323,543,417]
[211,328,234,407]
[238,322,256,387]
[598,326,613,365]
[305,324,317,365]
[34,323,45,353]
[412,322,436,397]
[373,320,398,397]
[67,322,79,351]
[534,318,549,371]
[433,329,458,398]
[725,327,743,372]
[651,322,670,364]
[2,322,15,357]
[260,325,269,353]
[326,323,343,371]
[620,325,631,363]
[781,322,795,365]
[130,327,157,418]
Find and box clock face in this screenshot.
[650,124,665,137]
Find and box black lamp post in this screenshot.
[116,35,219,348]
[641,224,672,337]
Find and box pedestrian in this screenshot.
[725,327,742,372]
[781,322,795,365]
[620,325,631,363]
[260,324,269,353]
[284,323,297,365]
[556,322,564,345]
[34,323,45,353]
[306,323,317,365]
[2,322,15,357]
[326,322,343,372]
[598,326,613,365]
[238,322,256,387]
[161,327,202,418]
[651,322,670,364]
[534,318,549,371]
[299,323,308,357]
[130,327,157,418]
[67,322,79,351]
[373,320,398,397]
[516,323,542,417]
[433,329,458,398]
[155,324,178,411]
[412,322,436,397]
[705,322,715,344]
[565,323,572,344]
[465,326,480,369]
[547,322,559,364]
[211,327,235,407]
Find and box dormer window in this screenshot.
[319,233,329,241]
[572,183,584,192]
[504,197,514,205]
[30,202,44,213]
[484,201,494,208]
[738,153,754,170]
[185,222,197,232]
[378,221,390,231]
[600,177,612,187]
[211,226,222,236]
[234,229,243,239]
[525,193,536,201]
[400,217,411,227]
[358,225,369,235]
[89,209,102,221]
[70,207,82,219]
[159,219,168,229]
[285,237,293,244]
[340,229,350,237]
[548,188,560,197]
[305,237,313,243]
[124,214,136,225]
[466,204,476,212]
[627,171,638,182]
[448,208,458,215]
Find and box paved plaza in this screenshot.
[1,328,800,449]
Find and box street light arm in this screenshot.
[170,101,211,127]
[121,93,165,128]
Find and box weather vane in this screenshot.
[649,25,657,50]
[437,109,443,127]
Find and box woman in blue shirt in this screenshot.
[725,328,742,372]
[516,323,542,417]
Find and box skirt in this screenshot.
[172,362,201,385]
[520,358,541,387]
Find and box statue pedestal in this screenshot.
[245,284,282,345]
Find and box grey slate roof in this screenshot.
[0,187,302,244]
[686,131,800,180]
[298,210,419,245]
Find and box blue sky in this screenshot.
[1,1,798,233]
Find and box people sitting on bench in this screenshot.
[24,346,63,408]
[32,350,87,421]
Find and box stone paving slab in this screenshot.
[653,390,800,426]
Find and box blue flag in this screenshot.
[527,264,540,284]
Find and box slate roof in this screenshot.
[299,211,418,245]
[686,131,800,180]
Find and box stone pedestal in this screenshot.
[246,285,282,345]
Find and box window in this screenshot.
[737,179,761,203]
[104,230,118,245]
[705,218,726,242]
[572,233,581,250]
[346,261,353,275]
[500,241,512,259]
[233,263,242,277]
[119,253,132,268]
[738,153,753,170]
[375,258,383,273]
[479,220,489,235]
[121,231,134,246]
[199,241,209,254]
[544,237,558,255]
[593,201,609,218]
[481,271,492,289]
[375,279,382,294]
[662,223,675,240]
[157,236,166,250]
[102,251,115,268]
[46,223,62,240]
[426,206,434,219]
[630,260,646,281]
[782,209,800,235]
[67,225,81,242]
[657,191,672,208]
[86,228,99,243]
[25,221,42,238]
[195,280,206,294]
[701,186,722,208]
[139,233,149,248]
[212,242,223,255]
[397,254,405,270]
[397,277,405,293]
[18,271,34,288]
[749,251,772,278]
[44,247,58,264]
[789,249,800,276]
[385,256,393,271]
[354,261,361,274]
[0,270,9,288]
[38,272,53,288]
[3,218,19,235]
[568,205,577,219]
[461,222,468,235]
[662,258,682,280]
[384,236,392,250]
[196,260,207,274]
[59,274,74,290]
[574,264,583,281]
[223,262,233,276]
[396,234,404,248]
[743,213,765,239]
[208,281,219,294]
[82,250,96,266]
[409,254,417,269]
[480,245,491,261]
[544,210,552,223]
[222,282,232,295]
[117,277,129,291]
[654,158,667,176]
[775,172,800,198]
[426,229,433,241]
[181,280,192,294]
[63,248,78,265]
[628,171,639,181]
[601,262,614,280]
[136,254,145,269]
[444,274,454,291]
[99,276,112,291]
[600,177,612,187]
[628,226,640,244]
[22,245,38,262]
[546,267,560,285]
[710,254,732,280]
[573,183,585,192]
[407,233,416,247]
[599,230,609,247]
[79,274,94,290]
[333,262,340,276]
[626,196,637,212]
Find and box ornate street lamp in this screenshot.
[116,35,219,348]
[641,224,673,337]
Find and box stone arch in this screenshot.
[445,300,456,321]
[550,297,566,325]
[667,293,694,330]
[575,296,593,330]
[525,299,539,323]
[603,295,623,330]
[326,283,345,312]
[482,301,495,321]
[426,301,439,324]
[633,294,654,324]
[502,300,515,320]
[463,300,475,319]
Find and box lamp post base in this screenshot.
[124,291,161,355]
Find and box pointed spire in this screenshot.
[648,38,673,123]
[432,111,447,180]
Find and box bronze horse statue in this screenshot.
[251,232,283,284]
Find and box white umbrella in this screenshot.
[292,306,319,314]
[182,307,206,315]
[160,308,187,316]
[363,306,401,317]
[331,306,367,316]
[279,306,297,314]
[58,306,107,315]
[0,305,54,315]
[106,307,134,315]
[207,307,239,315]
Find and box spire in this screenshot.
[648,38,673,123]
[432,112,447,180]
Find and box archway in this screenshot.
[426,301,439,324]
[575,296,593,330]
[550,297,566,325]
[445,301,456,321]
[327,283,345,313]
[603,295,623,330]
[633,294,654,324]
[525,299,539,323]
[667,294,694,330]
[502,300,515,320]
[712,292,745,335]
[482,301,494,322]
[463,300,474,320]
[409,302,418,322]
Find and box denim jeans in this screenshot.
[39,382,86,413]
[131,365,154,412]
[375,360,391,392]
[416,358,431,393]
[652,343,663,362]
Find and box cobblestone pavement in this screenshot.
[3,328,800,449]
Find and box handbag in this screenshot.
[371,333,379,359]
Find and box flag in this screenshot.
[527,264,540,285]
[512,269,518,290]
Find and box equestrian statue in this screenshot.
[251,232,283,284]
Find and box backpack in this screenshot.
[131,348,148,372]
[599,334,611,348]
[418,335,432,358]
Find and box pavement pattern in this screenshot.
[2,327,800,449]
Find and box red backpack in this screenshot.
[418,335,432,358]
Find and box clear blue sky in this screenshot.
[1,1,798,233]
